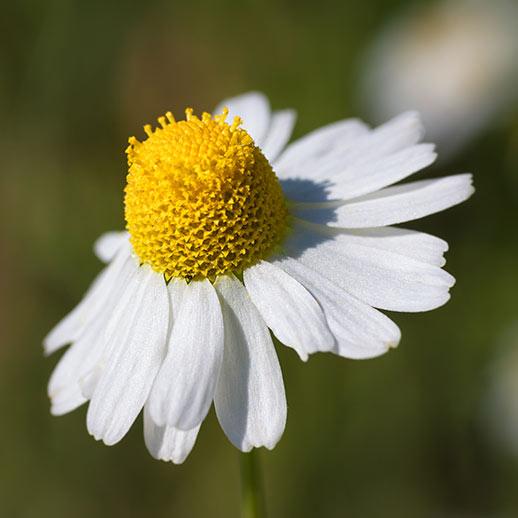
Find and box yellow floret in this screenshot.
[124,108,289,280]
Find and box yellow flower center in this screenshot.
[124,109,289,280]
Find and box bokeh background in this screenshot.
[1,0,518,516]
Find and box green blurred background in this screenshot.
[1,0,518,516]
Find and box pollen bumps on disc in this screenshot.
[124,108,289,280]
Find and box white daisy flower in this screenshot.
[360,0,518,157]
[44,91,474,464]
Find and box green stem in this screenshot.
[240,450,266,518]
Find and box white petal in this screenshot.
[43,244,132,354]
[294,224,449,267]
[94,231,129,263]
[243,261,335,360]
[336,227,448,267]
[295,174,474,228]
[273,256,401,358]
[262,109,296,163]
[214,275,287,451]
[50,386,86,416]
[275,118,370,177]
[277,112,431,203]
[47,313,107,408]
[143,405,199,464]
[277,111,423,197]
[53,274,181,421]
[284,223,456,312]
[348,111,424,160]
[293,114,427,184]
[284,142,435,202]
[79,367,103,400]
[320,143,437,201]
[44,267,110,355]
[47,255,138,404]
[149,279,224,430]
[214,91,271,146]
[167,277,188,320]
[87,265,169,446]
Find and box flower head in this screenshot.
[44,91,474,463]
[125,109,288,279]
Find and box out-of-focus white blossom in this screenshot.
[361,0,518,157]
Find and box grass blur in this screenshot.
[1,0,518,516]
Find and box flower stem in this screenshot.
[240,449,266,518]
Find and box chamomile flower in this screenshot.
[360,0,518,157]
[44,91,474,463]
